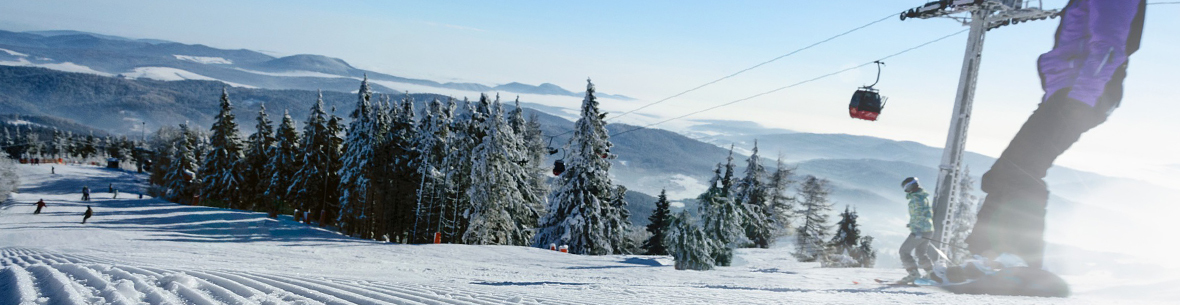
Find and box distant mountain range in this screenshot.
[0,29,633,100]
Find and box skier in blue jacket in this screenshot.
[898,177,939,284]
[967,0,1146,270]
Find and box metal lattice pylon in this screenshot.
[902,0,1058,255]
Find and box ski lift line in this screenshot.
[606,12,901,123]
[608,28,970,138]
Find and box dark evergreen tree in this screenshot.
[642,189,673,255]
[201,88,246,209]
[410,97,454,243]
[266,111,300,218]
[290,93,333,226]
[164,124,201,204]
[794,175,833,262]
[825,205,875,268]
[767,156,797,237]
[242,104,275,211]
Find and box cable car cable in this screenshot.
[608,28,969,138]
[607,12,902,123]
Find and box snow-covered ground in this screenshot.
[0,164,1171,304]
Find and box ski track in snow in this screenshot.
[1,164,1174,305]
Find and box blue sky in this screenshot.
[2,0,1178,189]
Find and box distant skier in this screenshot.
[82,186,90,201]
[109,183,113,193]
[34,199,46,214]
[898,177,940,284]
[967,0,1147,270]
[82,206,93,224]
[113,189,118,199]
[51,166,55,174]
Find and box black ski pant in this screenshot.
[967,68,1124,269]
[900,231,938,271]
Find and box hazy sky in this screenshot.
[2,0,1178,189]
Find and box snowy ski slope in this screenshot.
[0,164,1169,304]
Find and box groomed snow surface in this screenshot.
[0,164,1168,304]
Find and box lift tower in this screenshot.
[900,0,1057,255]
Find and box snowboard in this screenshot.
[918,267,1070,297]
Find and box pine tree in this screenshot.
[164,124,201,204]
[290,93,333,225]
[380,93,419,242]
[794,175,833,262]
[767,156,797,237]
[201,88,246,209]
[642,189,673,255]
[698,163,746,266]
[664,210,716,271]
[734,141,774,248]
[338,78,381,237]
[267,111,300,217]
[411,97,454,243]
[825,205,874,268]
[462,99,540,245]
[509,97,548,222]
[439,98,478,244]
[242,104,275,211]
[534,79,625,255]
[607,185,634,254]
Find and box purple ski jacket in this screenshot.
[1037,0,1145,107]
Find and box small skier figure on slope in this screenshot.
[82,186,90,201]
[34,199,46,214]
[897,177,941,284]
[82,206,93,224]
[966,0,1146,270]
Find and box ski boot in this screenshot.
[897,268,921,285]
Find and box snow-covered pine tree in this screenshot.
[793,175,834,262]
[825,205,874,267]
[949,167,980,263]
[607,185,635,254]
[534,79,622,255]
[164,124,201,204]
[380,93,419,242]
[290,92,334,226]
[767,156,797,237]
[462,99,540,245]
[410,98,450,243]
[642,189,673,255]
[439,98,478,243]
[664,210,717,271]
[242,105,275,212]
[734,141,774,248]
[338,78,381,237]
[698,163,746,266]
[200,88,246,209]
[266,111,301,218]
[323,105,345,229]
[508,97,548,221]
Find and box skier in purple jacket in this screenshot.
[966,0,1146,270]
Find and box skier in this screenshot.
[34,199,46,214]
[82,206,93,224]
[51,166,54,174]
[113,189,118,199]
[109,183,113,193]
[966,0,1147,270]
[897,177,940,284]
[82,186,90,201]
